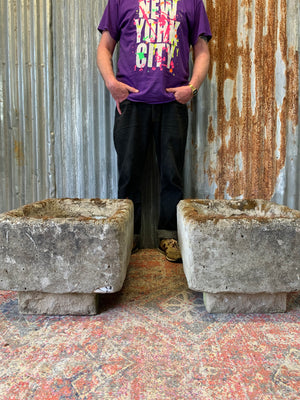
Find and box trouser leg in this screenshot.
[113,100,151,234]
[152,101,188,236]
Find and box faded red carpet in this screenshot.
[0,249,299,399]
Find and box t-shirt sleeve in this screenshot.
[97,0,120,42]
[190,0,212,45]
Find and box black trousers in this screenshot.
[113,100,188,235]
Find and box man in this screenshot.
[97,0,211,262]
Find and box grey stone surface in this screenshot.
[18,291,100,315]
[203,292,287,314]
[0,198,134,295]
[177,199,300,294]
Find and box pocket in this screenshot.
[114,99,133,138]
[114,99,130,125]
[119,99,130,113]
[174,101,188,117]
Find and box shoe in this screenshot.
[159,239,182,263]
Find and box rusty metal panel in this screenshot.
[185,0,299,210]
[0,0,54,213]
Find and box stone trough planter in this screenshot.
[177,199,300,313]
[0,198,134,315]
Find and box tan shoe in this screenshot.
[159,239,182,263]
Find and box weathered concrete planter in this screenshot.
[177,199,300,313]
[0,198,134,315]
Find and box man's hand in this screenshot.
[166,85,193,104]
[166,37,210,105]
[107,80,139,115]
[97,31,139,114]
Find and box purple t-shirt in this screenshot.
[98,0,211,104]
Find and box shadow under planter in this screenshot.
[177,199,300,313]
[0,198,134,315]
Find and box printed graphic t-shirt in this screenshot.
[98,0,212,104]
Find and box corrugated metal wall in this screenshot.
[0,0,118,212]
[0,0,54,211]
[0,0,299,247]
[52,0,117,200]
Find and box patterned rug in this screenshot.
[0,249,299,399]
